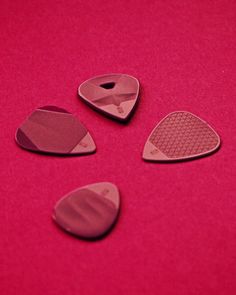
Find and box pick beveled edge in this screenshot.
[15,106,97,155]
[142,111,221,162]
[52,182,120,218]
[78,73,140,122]
[52,182,120,238]
[70,132,96,155]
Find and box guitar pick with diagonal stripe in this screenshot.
[52,182,120,239]
[15,105,96,155]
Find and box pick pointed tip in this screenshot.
[70,133,96,154]
[84,182,120,209]
[143,141,169,161]
[114,112,130,121]
[100,182,120,208]
[112,103,137,121]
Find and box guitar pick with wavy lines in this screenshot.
[52,182,120,239]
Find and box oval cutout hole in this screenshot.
[100,82,115,89]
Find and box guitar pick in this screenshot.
[78,73,139,121]
[15,106,96,155]
[143,111,220,162]
[52,182,120,239]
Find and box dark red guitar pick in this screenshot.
[15,106,96,155]
[52,182,120,239]
[78,74,139,121]
[143,111,220,162]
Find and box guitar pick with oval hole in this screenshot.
[78,73,139,121]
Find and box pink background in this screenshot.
[1,0,236,294]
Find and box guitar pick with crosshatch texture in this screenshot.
[143,111,220,162]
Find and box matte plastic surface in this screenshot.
[15,106,96,155]
[78,74,139,121]
[53,182,120,239]
[2,1,236,295]
[143,111,220,162]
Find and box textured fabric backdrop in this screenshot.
[1,0,236,294]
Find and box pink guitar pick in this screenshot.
[15,106,96,155]
[52,182,120,239]
[78,74,139,121]
[143,111,220,162]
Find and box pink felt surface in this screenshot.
[1,0,236,294]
